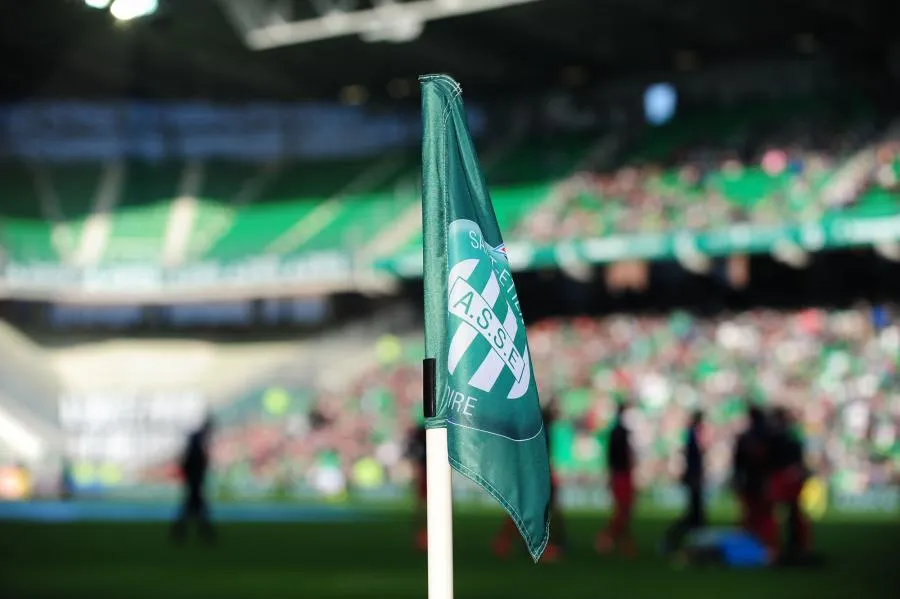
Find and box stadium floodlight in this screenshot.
[84,0,112,8]
[644,83,677,126]
[220,0,547,49]
[109,0,159,21]
[359,9,424,43]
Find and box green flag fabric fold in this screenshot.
[420,74,551,562]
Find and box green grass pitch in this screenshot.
[1,511,898,599]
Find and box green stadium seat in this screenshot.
[0,219,58,262]
[204,199,322,261]
[102,161,182,263]
[0,161,58,262]
[198,153,416,261]
[104,202,176,263]
[291,193,413,253]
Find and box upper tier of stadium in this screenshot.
[2,98,898,272]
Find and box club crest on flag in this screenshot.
[444,219,541,441]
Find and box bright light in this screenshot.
[0,406,43,462]
[110,0,159,21]
[644,83,677,126]
[84,0,112,8]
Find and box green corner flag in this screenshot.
[420,74,551,562]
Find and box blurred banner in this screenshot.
[4,213,900,300]
[0,103,485,161]
[382,214,900,275]
[0,252,355,301]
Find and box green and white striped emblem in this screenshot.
[445,219,540,441]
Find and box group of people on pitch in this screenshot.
[730,404,813,562]
[408,401,812,564]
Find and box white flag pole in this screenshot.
[423,358,454,599]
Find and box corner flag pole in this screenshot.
[418,74,549,593]
[423,357,454,599]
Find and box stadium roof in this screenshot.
[1,0,896,103]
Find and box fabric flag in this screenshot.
[420,74,551,561]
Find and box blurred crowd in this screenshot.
[139,102,900,501]
[527,307,899,494]
[152,306,900,500]
[519,106,900,242]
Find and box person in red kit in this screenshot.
[596,402,637,557]
[493,400,567,562]
[732,404,778,561]
[769,407,811,557]
[405,423,428,552]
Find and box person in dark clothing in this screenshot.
[171,417,216,543]
[492,400,566,561]
[769,407,811,556]
[663,409,706,553]
[405,424,428,552]
[596,402,636,556]
[732,405,776,558]
[59,459,75,501]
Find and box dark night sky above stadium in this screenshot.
[0,0,897,102]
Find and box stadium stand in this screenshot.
[0,132,599,270]
[518,99,899,242]
[6,3,900,597]
[1,97,899,500]
[189,152,417,262]
[4,101,898,280]
[132,306,899,501]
